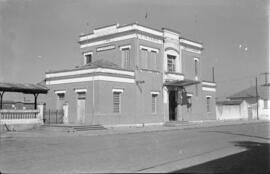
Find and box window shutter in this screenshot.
[152,94,157,113]
[113,92,121,113]
[141,49,148,69]
[152,51,157,70]
[121,48,130,69]
[206,97,211,112]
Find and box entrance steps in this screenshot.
[164,121,196,127]
[42,124,107,132]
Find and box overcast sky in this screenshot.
[0,0,269,100]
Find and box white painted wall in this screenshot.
[216,101,248,120]
[258,99,270,120]
[216,99,270,121]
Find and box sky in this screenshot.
[0,0,269,101]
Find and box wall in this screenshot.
[94,80,136,125]
[181,49,201,81]
[216,101,249,120]
[81,38,137,70]
[258,99,270,120]
[45,81,94,124]
[181,85,216,121]
[133,38,165,124]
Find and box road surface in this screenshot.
[0,122,269,173]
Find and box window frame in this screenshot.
[112,89,123,113]
[140,45,159,70]
[55,90,66,110]
[167,54,176,72]
[140,48,148,69]
[120,45,131,69]
[151,94,158,114]
[150,50,158,70]
[83,52,93,65]
[206,96,211,113]
[121,47,130,69]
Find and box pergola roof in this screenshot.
[0,82,48,94]
[164,79,200,87]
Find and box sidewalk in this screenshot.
[0,119,268,138]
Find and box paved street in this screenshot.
[0,122,269,173]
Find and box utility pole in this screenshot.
[212,67,215,82]
[255,77,259,120]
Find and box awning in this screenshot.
[0,82,49,109]
[0,82,48,94]
[164,79,200,87]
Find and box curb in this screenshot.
[0,120,268,138]
[79,120,268,137]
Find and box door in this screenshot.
[63,103,69,124]
[248,106,253,120]
[169,90,177,121]
[77,92,86,124]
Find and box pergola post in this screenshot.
[0,91,4,110]
[33,93,39,110]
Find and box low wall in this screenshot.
[0,109,43,131]
[216,103,248,120]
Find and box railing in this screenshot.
[43,109,64,124]
[0,109,42,125]
[0,109,39,120]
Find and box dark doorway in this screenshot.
[169,90,177,121]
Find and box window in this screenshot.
[121,47,130,69]
[206,97,211,112]
[167,55,176,72]
[152,94,158,113]
[141,48,148,69]
[140,46,159,70]
[56,92,65,110]
[113,91,122,113]
[77,92,86,100]
[57,93,65,100]
[150,50,158,70]
[194,58,199,77]
[84,52,92,65]
[264,100,268,109]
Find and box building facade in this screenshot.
[44,23,216,126]
[221,84,270,121]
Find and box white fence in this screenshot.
[0,105,44,125]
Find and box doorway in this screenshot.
[77,92,86,124]
[169,90,177,121]
[248,106,253,120]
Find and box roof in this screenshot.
[82,59,120,69]
[216,100,243,105]
[46,59,127,74]
[164,79,200,87]
[228,85,269,100]
[79,23,203,47]
[0,82,49,94]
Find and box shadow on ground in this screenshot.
[170,141,270,173]
[204,130,270,140]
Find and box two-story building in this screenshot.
[44,23,216,126]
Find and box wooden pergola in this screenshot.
[0,82,48,110]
